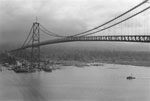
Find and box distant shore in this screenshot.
[41,48,150,68]
[1,48,150,68]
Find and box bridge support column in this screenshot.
[31,22,40,69]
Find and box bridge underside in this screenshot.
[11,35,150,51]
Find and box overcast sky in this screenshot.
[0,0,150,51]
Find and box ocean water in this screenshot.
[0,64,150,101]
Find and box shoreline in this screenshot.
[53,60,150,68]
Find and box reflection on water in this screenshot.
[0,64,150,101]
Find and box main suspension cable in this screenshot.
[80,6,150,37]
[40,24,65,37]
[21,25,33,48]
[70,0,148,37]
[40,27,63,37]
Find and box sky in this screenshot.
[0,0,150,51]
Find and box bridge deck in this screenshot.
[11,35,150,51]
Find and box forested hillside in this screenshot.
[41,47,150,67]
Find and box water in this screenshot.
[0,64,150,101]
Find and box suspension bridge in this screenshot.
[9,0,150,68]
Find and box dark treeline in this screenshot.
[40,47,150,67]
[1,46,150,67]
[0,52,16,64]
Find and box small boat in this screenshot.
[42,65,52,72]
[43,68,52,72]
[126,74,135,80]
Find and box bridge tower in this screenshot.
[31,21,40,69]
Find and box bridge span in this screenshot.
[12,35,150,51]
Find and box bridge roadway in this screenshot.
[12,35,150,51]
